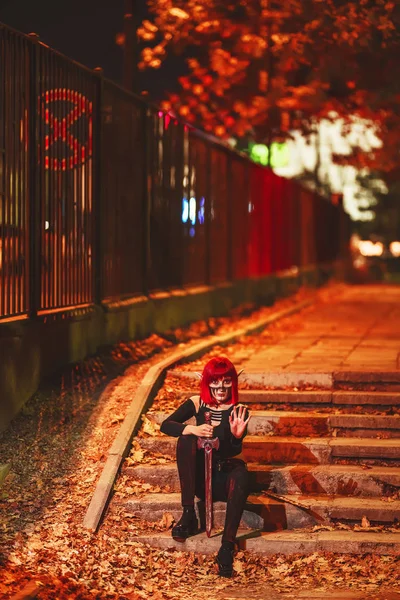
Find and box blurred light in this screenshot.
[45,221,50,230]
[198,197,205,224]
[169,7,190,19]
[350,233,361,252]
[389,241,400,258]
[249,142,289,168]
[189,227,195,238]
[182,197,189,223]
[358,240,383,257]
[353,256,367,269]
[189,197,196,225]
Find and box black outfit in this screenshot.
[160,398,250,544]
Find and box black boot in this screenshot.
[172,506,199,542]
[217,541,235,577]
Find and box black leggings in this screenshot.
[176,434,250,543]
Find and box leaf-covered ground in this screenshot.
[0,285,399,599]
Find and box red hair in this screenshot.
[200,356,239,407]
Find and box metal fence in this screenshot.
[0,22,346,322]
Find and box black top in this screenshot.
[160,398,249,459]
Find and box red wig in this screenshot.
[200,356,239,407]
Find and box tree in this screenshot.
[137,0,400,171]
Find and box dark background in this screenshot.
[0,0,180,97]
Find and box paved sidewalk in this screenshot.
[243,285,400,377]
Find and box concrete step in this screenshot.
[171,388,400,406]
[169,370,334,389]
[118,492,264,530]
[124,462,400,497]
[120,492,400,532]
[130,529,400,555]
[137,435,400,464]
[169,369,400,390]
[332,391,400,406]
[148,410,400,438]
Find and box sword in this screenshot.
[197,410,219,537]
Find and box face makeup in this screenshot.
[209,376,232,404]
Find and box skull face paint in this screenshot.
[200,356,239,407]
[209,377,233,404]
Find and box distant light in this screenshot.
[353,256,367,269]
[249,142,290,168]
[45,221,50,230]
[189,227,195,238]
[182,197,189,223]
[390,241,400,258]
[198,197,205,224]
[189,196,196,225]
[358,240,383,257]
[169,7,190,19]
[350,233,361,252]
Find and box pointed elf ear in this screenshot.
[237,369,244,378]
[195,372,202,380]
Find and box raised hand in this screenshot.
[229,405,250,439]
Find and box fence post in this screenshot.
[93,67,104,306]
[27,33,40,318]
[226,153,233,282]
[205,145,212,286]
[142,103,150,296]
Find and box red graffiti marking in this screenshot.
[39,88,93,171]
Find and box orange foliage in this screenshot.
[136,0,400,168]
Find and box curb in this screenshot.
[82,297,314,532]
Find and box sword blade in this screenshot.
[204,444,213,537]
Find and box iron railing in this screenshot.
[0,22,346,322]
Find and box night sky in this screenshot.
[0,0,179,98]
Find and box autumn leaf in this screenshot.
[159,512,175,529]
[361,515,371,529]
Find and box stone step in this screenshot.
[169,370,333,389]
[119,493,263,530]
[332,391,400,406]
[148,410,400,438]
[137,435,400,464]
[120,492,400,531]
[169,369,400,390]
[124,462,400,497]
[170,388,400,406]
[334,371,400,386]
[130,530,400,555]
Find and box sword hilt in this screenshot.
[197,410,219,450]
[204,410,212,426]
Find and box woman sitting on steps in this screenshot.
[160,356,251,578]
